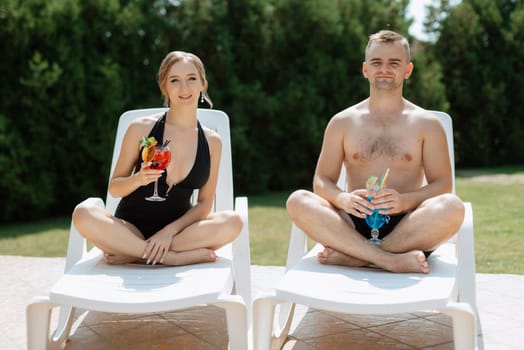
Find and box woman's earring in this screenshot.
[200,92,204,104]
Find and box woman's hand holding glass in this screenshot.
[136,161,164,187]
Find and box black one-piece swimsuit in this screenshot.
[115,113,210,239]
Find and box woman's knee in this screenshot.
[72,204,91,231]
[217,210,243,240]
[72,204,102,236]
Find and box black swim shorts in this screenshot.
[348,213,433,258]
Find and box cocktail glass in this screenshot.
[364,168,390,245]
[145,145,171,201]
[365,183,388,245]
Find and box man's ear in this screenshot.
[362,62,368,78]
[405,62,414,79]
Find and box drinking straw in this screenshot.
[379,168,390,190]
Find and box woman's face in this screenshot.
[164,59,204,107]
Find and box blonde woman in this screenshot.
[73,51,242,266]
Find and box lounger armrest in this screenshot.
[233,196,252,323]
[65,197,105,272]
[285,224,308,272]
[456,202,477,309]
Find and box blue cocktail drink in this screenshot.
[365,193,388,244]
[365,169,390,245]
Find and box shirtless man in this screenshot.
[286,30,465,274]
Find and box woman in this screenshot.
[73,51,242,266]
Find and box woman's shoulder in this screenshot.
[201,125,222,147]
[125,113,162,133]
[129,113,163,127]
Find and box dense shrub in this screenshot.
[2,0,519,222]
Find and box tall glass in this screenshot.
[145,145,171,201]
[365,169,390,245]
[365,184,388,245]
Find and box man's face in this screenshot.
[363,41,413,91]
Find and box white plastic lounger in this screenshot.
[27,108,251,350]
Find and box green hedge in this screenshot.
[1,0,521,222]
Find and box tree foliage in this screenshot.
[429,0,524,165]
[0,0,518,222]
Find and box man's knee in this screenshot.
[425,193,465,228]
[438,193,464,213]
[286,189,314,218]
[442,193,465,224]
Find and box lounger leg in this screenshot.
[442,303,477,350]
[253,296,295,350]
[215,296,248,350]
[253,297,277,350]
[26,296,75,350]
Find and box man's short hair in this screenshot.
[366,30,411,61]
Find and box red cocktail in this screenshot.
[150,146,171,170]
[145,145,171,201]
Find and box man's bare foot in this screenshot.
[385,250,429,274]
[163,248,217,266]
[317,247,369,267]
[103,252,140,265]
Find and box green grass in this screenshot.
[0,217,71,257]
[456,176,524,274]
[1,166,523,274]
[248,191,294,266]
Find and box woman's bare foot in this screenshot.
[163,248,217,266]
[103,252,141,265]
[385,250,429,274]
[317,247,369,267]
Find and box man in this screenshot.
[286,30,465,274]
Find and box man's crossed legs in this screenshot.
[286,190,465,274]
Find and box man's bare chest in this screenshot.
[346,131,422,164]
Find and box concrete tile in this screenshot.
[289,309,360,340]
[130,333,221,350]
[86,313,187,348]
[327,312,419,328]
[482,325,524,350]
[1,256,65,350]
[371,317,453,348]
[422,313,453,327]
[161,306,228,349]
[420,342,454,350]
[281,339,319,350]
[65,326,115,350]
[300,328,415,350]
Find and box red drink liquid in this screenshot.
[150,147,171,170]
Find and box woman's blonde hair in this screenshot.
[157,51,213,108]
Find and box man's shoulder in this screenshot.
[405,101,438,119]
[405,104,446,135]
[331,102,366,123]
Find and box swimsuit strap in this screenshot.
[149,112,167,145]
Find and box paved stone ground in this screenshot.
[3,256,524,349]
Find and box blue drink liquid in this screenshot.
[365,208,388,230]
[365,195,388,244]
